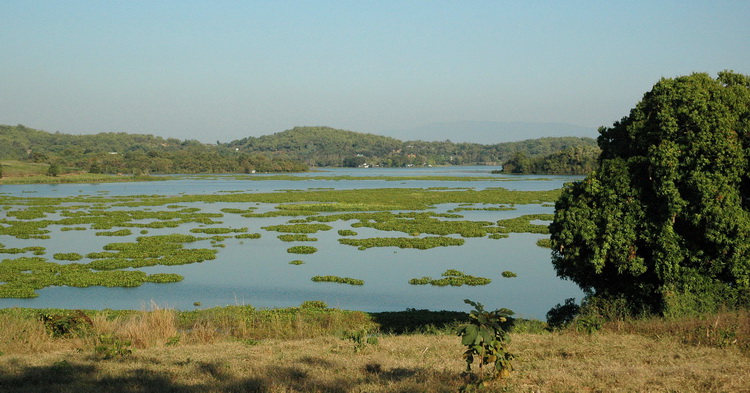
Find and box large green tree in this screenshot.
[550,71,750,315]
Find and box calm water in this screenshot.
[0,167,583,319]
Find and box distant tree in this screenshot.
[46,163,60,177]
[550,71,750,316]
[500,152,532,173]
[343,156,367,167]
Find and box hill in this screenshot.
[0,124,308,175]
[226,125,599,168]
[380,120,597,144]
[1,124,600,174]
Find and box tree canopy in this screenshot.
[550,71,750,315]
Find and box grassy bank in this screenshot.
[0,160,156,184]
[0,305,747,392]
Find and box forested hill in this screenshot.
[227,126,402,167]
[0,124,308,175]
[226,126,599,168]
[1,124,599,174]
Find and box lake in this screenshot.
[0,167,584,320]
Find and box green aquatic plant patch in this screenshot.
[53,253,83,261]
[350,212,502,238]
[234,233,261,239]
[262,223,332,233]
[95,229,132,236]
[536,238,551,248]
[311,275,364,285]
[0,257,184,298]
[0,244,45,256]
[278,234,318,242]
[339,236,464,250]
[338,229,357,236]
[190,227,248,234]
[287,246,318,254]
[408,270,492,286]
[496,214,553,234]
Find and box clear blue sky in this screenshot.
[1,1,748,143]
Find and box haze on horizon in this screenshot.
[1,1,748,144]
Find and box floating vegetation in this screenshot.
[241,210,319,218]
[287,246,317,254]
[95,229,132,237]
[408,270,491,286]
[145,273,183,283]
[262,223,332,233]
[85,234,217,270]
[0,244,45,256]
[447,205,516,213]
[6,208,54,220]
[0,184,562,300]
[278,234,318,242]
[53,253,83,261]
[289,260,305,265]
[220,207,258,214]
[536,238,552,248]
[339,236,464,250]
[350,212,502,238]
[234,233,261,239]
[0,257,185,298]
[190,227,248,234]
[311,275,364,285]
[496,214,553,234]
[501,271,517,278]
[0,219,52,239]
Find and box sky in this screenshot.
[1,1,749,143]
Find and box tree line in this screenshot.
[0,125,307,175]
[0,124,599,176]
[227,126,599,169]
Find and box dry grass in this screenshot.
[1,332,748,392]
[1,308,749,392]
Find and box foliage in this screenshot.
[456,299,515,383]
[226,126,599,167]
[299,300,328,309]
[46,163,60,177]
[501,145,599,175]
[94,334,133,359]
[501,271,517,278]
[0,125,308,175]
[545,298,580,330]
[343,328,379,352]
[39,310,93,337]
[550,71,750,316]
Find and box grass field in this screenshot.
[0,306,747,392]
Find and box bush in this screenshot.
[545,298,580,330]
